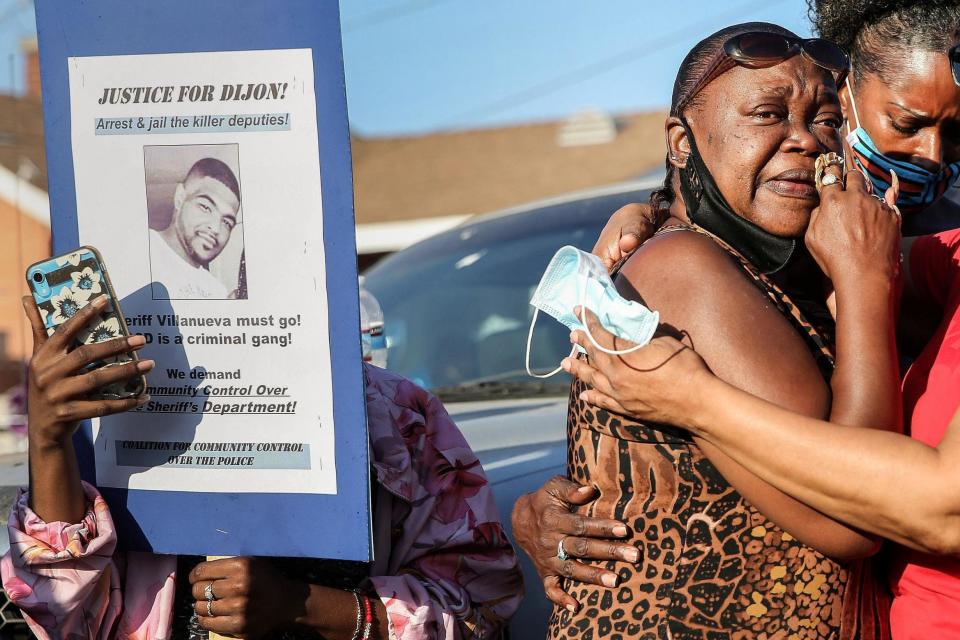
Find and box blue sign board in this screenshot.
[34,0,371,560]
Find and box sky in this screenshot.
[0,0,815,137]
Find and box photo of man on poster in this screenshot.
[146,146,245,300]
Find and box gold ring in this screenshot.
[815,152,845,191]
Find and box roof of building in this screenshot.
[352,110,667,225]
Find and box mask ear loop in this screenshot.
[577,305,648,356]
[525,307,576,379]
[576,271,648,356]
[845,75,862,132]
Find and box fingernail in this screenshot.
[625,547,640,562]
[613,525,628,537]
[561,358,571,372]
[128,335,146,347]
[601,573,618,588]
[93,296,108,308]
[566,603,578,613]
[579,391,589,401]
[576,486,593,495]
[136,359,155,372]
[137,394,151,406]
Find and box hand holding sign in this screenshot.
[190,557,305,637]
[189,557,385,638]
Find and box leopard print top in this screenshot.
[548,224,864,640]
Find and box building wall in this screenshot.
[0,202,49,390]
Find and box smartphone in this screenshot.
[25,246,146,399]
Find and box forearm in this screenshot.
[695,437,879,560]
[829,273,902,430]
[296,586,389,640]
[689,375,960,554]
[28,433,86,524]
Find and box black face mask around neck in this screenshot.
[677,121,798,275]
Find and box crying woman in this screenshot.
[545,22,902,640]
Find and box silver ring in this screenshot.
[204,583,215,601]
[557,537,570,561]
[206,598,215,617]
[821,173,841,187]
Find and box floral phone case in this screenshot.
[25,246,146,399]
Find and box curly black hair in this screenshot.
[807,0,960,82]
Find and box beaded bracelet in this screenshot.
[359,591,374,640]
[349,590,363,640]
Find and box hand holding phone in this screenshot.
[26,246,146,399]
[21,294,153,446]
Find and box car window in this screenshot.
[364,215,607,393]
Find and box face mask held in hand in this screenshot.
[525,246,660,378]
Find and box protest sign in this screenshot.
[34,0,370,560]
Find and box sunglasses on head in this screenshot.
[950,44,960,86]
[680,32,850,112]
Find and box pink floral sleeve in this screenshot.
[364,365,524,640]
[1,482,176,640]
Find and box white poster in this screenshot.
[68,49,337,494]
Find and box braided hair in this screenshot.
[807,0,960,83]
[649,22,798,223]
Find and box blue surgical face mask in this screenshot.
[845,77,960,214]
[525,246,660,378]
